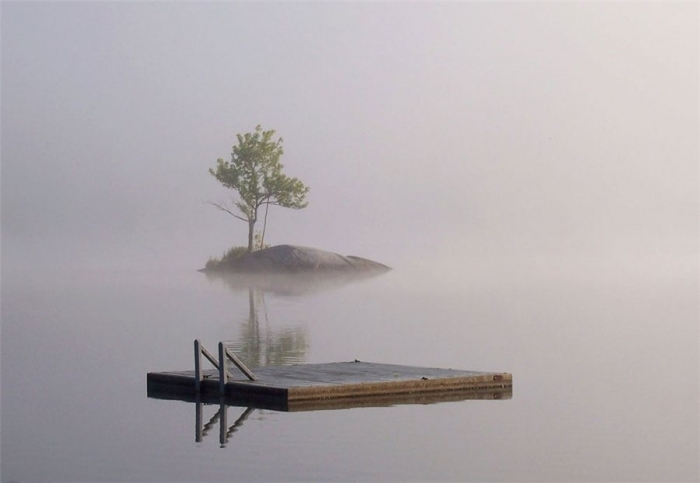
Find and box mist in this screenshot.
[2,4,699,481]
[2,2,697,279]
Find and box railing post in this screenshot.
[218,342,227,395]
[194,339,202,393]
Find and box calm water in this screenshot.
[2,262,697,482]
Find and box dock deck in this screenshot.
[147,360,512,410]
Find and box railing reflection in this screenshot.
[195,395,256,448]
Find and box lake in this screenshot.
[1,261,697,482]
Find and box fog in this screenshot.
[2,2,697,279]
[1,5,699,481]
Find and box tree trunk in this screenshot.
[247,218,255,252]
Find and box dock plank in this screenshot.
[148,361,512,409]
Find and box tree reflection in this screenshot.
[224,287,308,368]
[204,269,389,368]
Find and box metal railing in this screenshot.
[193,339,258,393]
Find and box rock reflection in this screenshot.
[203,269,387,297]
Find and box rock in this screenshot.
[204,245,391,273]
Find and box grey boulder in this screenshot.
[212,245,390,273]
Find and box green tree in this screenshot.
[209,125,309,252]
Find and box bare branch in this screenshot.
[206,201,248,222]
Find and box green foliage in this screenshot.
[254,231,269,251]
[204,257,219,270]
[209,125,309,252]
[221,245,249,263]
[205,245,249,270]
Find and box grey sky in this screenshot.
[2,2,697,273]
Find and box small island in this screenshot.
[204,126,390,279]
[201,244,391,274]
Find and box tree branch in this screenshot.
[206,201,249,222]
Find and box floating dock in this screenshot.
[147,341,512,411]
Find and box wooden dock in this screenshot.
[148,358,513,411]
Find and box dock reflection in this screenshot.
[185,389,512,448]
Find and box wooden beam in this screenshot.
[223,346,258,381]
[201,344,220,371]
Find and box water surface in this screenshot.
[2,263,697,482]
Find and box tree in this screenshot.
[209,125,309,252]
